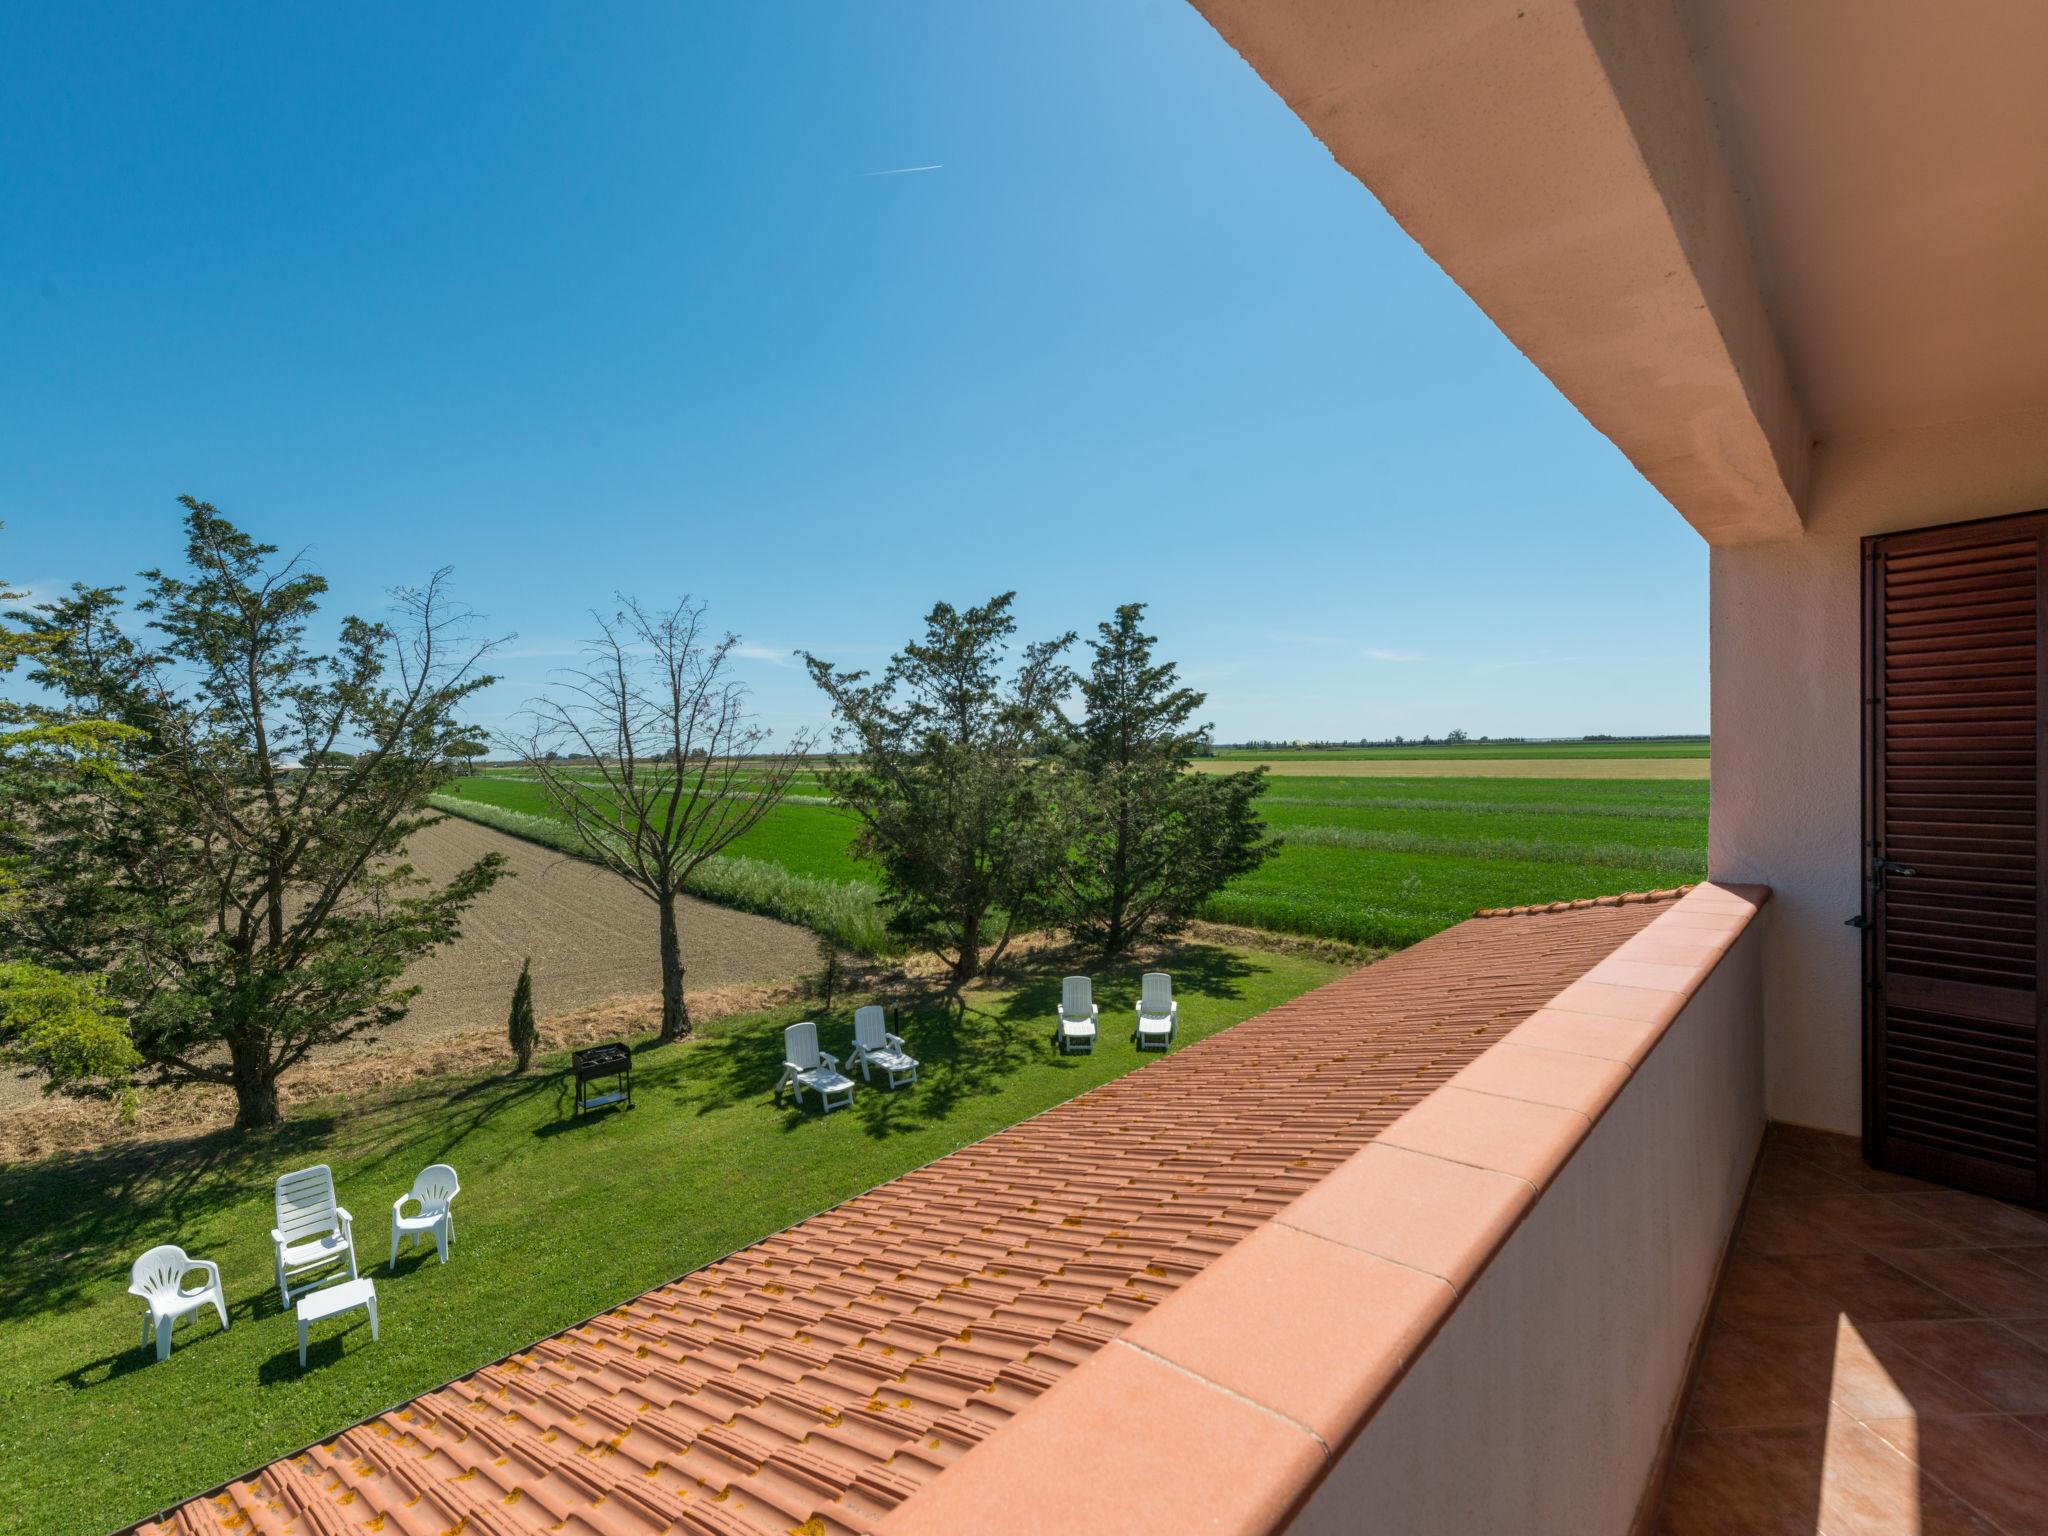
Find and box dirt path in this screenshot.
[0,817,819,1116]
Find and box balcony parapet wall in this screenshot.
[880,883,1771,1536]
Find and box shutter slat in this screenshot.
[1869,515,2045,1203]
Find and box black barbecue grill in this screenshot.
[571,1042,633,1114]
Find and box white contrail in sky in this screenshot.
[862,163,942,177]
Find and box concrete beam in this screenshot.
[1191,0,1809,546]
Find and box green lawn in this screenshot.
[439,768,1708,951]
[0,944,1341,1536]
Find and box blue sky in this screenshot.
[0,1,1706,745]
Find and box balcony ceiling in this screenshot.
[1677,0,2048,443]
[1191,0,2048,545]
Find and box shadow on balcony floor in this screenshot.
[1656,1124,2048,1535]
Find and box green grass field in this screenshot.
[435,760,1709,952]
[444,773,865,881]
[426,776,891,952]
[1207,775,1706,944]
[1205,737,1709,761]
[0,947,1341,1536]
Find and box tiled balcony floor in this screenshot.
[1657,1125,2048,1536]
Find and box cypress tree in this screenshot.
[1060,603,1274,955]
[507,958,538,1072]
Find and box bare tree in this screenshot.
[518,599,812,1042]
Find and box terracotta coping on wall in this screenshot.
[876,882,1771,1536]
[123,900,1674,1536]
[1471,884,1698,918]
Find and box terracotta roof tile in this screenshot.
[126,897,1673,1536]
[1471,883,1695,917]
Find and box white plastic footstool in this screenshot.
[295,1276,378,1367]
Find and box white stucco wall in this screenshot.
[1708,407,2048,1134]
[1290,919,1765,1536]
[1708,533,1863,1133]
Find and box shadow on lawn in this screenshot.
[59,1299,244,1390]
[669,938,1260,1141]
[0,938,1266,1328]
[58,1240,438,1391]
[368,1066,566,1163]
[669,1008,1024,1139]
[255,1320,373,1384]
[982,938,1261,1031]
[0,1065,564,1327]
[0,1115,340,1324]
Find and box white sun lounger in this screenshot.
[1134,971,1178,1050]
[776,1021,855,1111]
[272,1164,358,1307]
[848,1005,919,1088]
[1056,976,1098,1055]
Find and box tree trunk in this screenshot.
[1103,905,1127,957]
[228,1032,283,1129]
[1102,795,1133,956]
[950,909,982,992]
[657,891,691,1042]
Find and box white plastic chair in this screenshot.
[128,1244,229,1361]
[1134,971,1178,1050]
[1056,976,1098,1055]
[847,1005,919,1088]
[775,1021,855,1112]
[272,1164,357,1307]
[390,1164,460,1266]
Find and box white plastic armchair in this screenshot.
[775,1021,854,1112]
[129,1244,229,1361]
[1134,971,1178,1050]
[272,1164,357,1307]
[848,1005,919,1088]
[1055,976,1099,1055]
[391,1163,460,1266]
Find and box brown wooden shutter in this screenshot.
[1863,511,2047,1207]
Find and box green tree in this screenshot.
[4,499,507,1128]
[516,598,813,1043]
[0,963,139,1103]
[2,538,139,896]
[1059,603,1273,955]
[805,594,1073,989]
[507,958,538,1072]
[0,535,142,1101]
